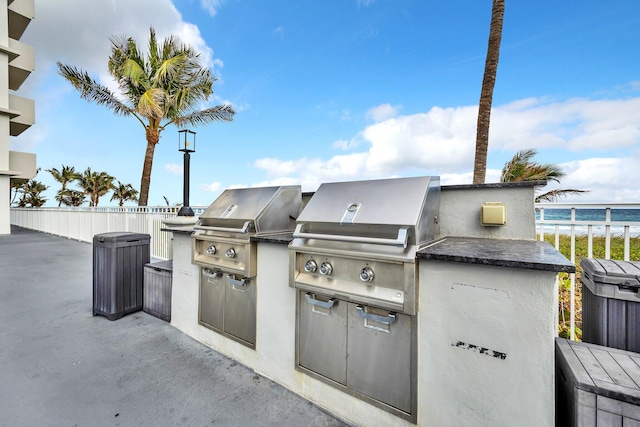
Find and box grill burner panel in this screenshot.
[193,235,256,277]
[293,252,412,313]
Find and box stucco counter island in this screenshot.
[165,182,574,427]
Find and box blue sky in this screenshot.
[13,0,640,206]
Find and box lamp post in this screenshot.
[177,129,196,217]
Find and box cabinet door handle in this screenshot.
[304,292,336,309]
[227,274,247,292]
[356,305,397,325]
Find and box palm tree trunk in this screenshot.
[473,0,505,184]
[139,126,160,206]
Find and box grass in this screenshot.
[541,234,640,340]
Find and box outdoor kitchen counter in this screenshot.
[417,236,576,273]
[251,233,293,244]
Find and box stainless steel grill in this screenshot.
[289,175,440,315]
[193,185,302,348]
[289,176,440,422]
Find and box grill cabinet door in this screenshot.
[347,303,413,413]
[223,275,257,347]
[298,291,347,385]
[199,269,224,332]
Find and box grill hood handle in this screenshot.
[293,224,408,248]
[194,221,252,234]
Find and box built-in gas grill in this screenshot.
[193,185,302,348]
[289,176,440,422]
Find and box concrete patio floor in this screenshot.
[0,226,348,427]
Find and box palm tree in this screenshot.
[473,0,505,184]
[500,148,588,202]
[47,165,81,207]
[56,188,87,207]
[57,28,235,207]
[110,181,139,207]
[78,168,115,207]
[14,179,48,208]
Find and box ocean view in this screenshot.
[536,208,640,236]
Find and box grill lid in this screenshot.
[294,176,440,247]
[197,185,302,235]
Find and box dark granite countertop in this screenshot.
[251,233,294,245]
[441,180,547,191]
[161,227,194,235]
[417,236,576,273]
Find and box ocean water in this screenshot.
[536,208,640,236]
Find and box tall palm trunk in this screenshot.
[139,126,160,207]
[473,0,505,184]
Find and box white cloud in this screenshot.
[332,140,349,150]
[366,103,402,122]
[24,0,222,85]
[200,181,222,192]
[490,97,640,151]
[552,156,640,202]
[273,26,285,37]
[200,0,226,17]
[165,163,183,175]
[251,95,640,201]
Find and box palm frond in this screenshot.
[500,148,565,183]
[535,189,589,203]
[138,88,167,119]
[172,104,235,127]
[57,63,134,116]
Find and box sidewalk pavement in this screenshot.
[0,226,347,427]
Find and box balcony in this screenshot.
[8,38,34,90]
[8,94,35,136]
[8,151,36,180]
[7,0,35,40]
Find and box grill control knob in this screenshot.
[206,245,216,255]
[225,248,236,258]
[319,262,333,275]
[304,260,317,273]
[359,267,375,282]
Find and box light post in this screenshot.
[177,129,196,217]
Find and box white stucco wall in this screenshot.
[439,185,539,240]
[418,260,557,427]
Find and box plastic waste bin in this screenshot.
[556,338,640,426]
[143,260,173,322]
[93,232,150,320]
[581,258,640,352]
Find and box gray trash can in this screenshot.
[143,260,173,322]
[93,232,151,320]
[556,338,640,426]
[581,258,640,352]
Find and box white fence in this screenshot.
[10,206,206,260]
[11,203,640,340]
[535,202,640,340]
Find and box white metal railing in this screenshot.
[11,203,640,340]
[10,206,206,260]
[535,202,640,341]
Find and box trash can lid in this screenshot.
[145,260,173,272]
[581,258,640,287]
[93,232,151,244]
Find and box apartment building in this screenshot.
[1,0,36,235]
